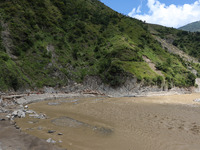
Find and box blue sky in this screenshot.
[100,0,200,28]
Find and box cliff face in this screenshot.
[57,75,193,97]
[0,0,199,92]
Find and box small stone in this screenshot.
[194,99,200,102]
[58,140,62,143]
[29,113,46,119]
[24,105,28,109]
[6,114,11,118]
[58,133,63,135]
[48,130,56,133]
[46,138,51,143]
[37,126,43,130]
[0,118,5,121]
[46,138,56,144]
[26,110,35,114]
[37,114,46,119]
[15,125,20,129]
[29,114,39,117]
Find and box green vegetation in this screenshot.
[179,21,200,32]
[172,32,200,60]
[0,0,199,91]
[149,23,200,64]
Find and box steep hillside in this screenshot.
[179,21,200,32]
[148,24,200,61]
[0,0,199,91]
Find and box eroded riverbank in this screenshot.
[14,93,200,150]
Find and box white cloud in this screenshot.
[136,5,141,13]
[128,0,200,28]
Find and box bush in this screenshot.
[187,72,196,86]
[0,53,9,61]
[157,76,163,86]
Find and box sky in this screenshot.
[100,0,200,28]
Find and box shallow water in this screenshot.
[15,94,200,150]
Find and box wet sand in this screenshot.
[0,117,64,150]
[15,93,200,150]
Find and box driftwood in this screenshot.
[1,94,26,101]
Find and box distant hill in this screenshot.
[179,21,200,32]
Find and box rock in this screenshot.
[44,87,56,93]
[17,110,26,118]
[11,110,26,118]
[29,114,38,117]
[58,140,63,143]
[46,138,56,144]
[6,114,11,119]
[15,125,20,129]
[12,110,18,116]
[14,123,20,129]
[26,110,36,114]
[194,99,200,102]
[48,130,56,133]
[37,126,43,130]
[19,105,24,109]
[37,114,46,119]
[0,107,8,113]
[58,133,63,135]
[0,118,5,121]
[29,113,46,119]
[0,98,2,104]
[24,105,28,109]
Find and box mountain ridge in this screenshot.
[179,21,200,32]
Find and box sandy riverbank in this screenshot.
[11,93,200,150]
[0,93,101,150]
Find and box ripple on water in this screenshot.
[47,102,61,106]
[47,99,80,106]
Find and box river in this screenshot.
[15,93,200,150]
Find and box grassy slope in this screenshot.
[0,0,198,91]
[148,24,200,82]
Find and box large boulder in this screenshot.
[12,110,25,118]
[17,110,25,118]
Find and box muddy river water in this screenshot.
[15,93,200,150]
